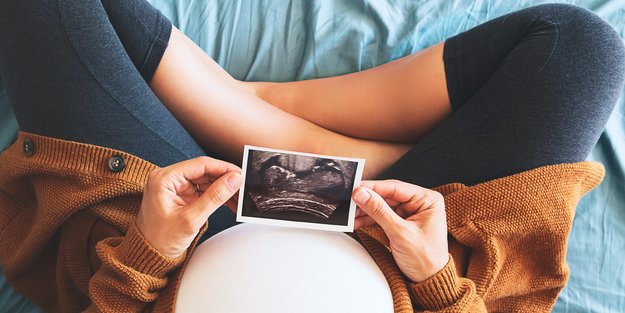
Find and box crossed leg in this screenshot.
[149,27,450,178]
[150,4,624,188]
[3,0,622,188]
[245,43,451,143]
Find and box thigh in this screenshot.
[0,0,235,235]
[382,4,625,187]
[0,0,203,166]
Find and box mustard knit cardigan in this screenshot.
[0,132,603,312]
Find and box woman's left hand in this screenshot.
[137,157,242,259]
[352,179,450,283]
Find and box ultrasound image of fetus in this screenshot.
[245,151,356,220]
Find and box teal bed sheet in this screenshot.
[1,1,624,312]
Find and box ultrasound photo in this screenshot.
[236,146,365,232]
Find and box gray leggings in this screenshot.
[0,1,624,236]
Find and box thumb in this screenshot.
[191,172,242,217]
[353,186,404,234]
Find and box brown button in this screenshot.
[107,155,125,173]
[23,138,34,157]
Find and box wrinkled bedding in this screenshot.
[1,0,623,311]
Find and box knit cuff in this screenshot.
[410,255,462,310]
[113,223,185,278]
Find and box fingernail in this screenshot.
[354,189,370,204]
[227,173,242,191]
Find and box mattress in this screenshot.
[0,0,623,311]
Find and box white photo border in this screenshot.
[236,145,365,232]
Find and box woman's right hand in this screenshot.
[352,179,449,283]
[136,156,243,258]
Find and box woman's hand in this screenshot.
[137,156,243,258]
[352,180,449,283]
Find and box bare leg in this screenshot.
[246,43,451,143]
[150,27,411,178]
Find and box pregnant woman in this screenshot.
[0,0,623,312]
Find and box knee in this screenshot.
[536,4,625,85]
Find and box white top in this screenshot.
[176,223,394,313]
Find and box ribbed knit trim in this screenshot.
[357,230,414,313]
[6,132,158,185]
[151,223,209,312]
[115,223,185,278]
[411,255,462,310]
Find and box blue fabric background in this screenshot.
[0,0,623,312]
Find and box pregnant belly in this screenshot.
[176,223,394,313]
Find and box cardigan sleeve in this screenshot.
[86,223,185,312]
[410,256,487,312]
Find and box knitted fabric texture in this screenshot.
[0,132,604,312]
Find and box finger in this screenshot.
[357,205,409,220]
[359,180,375,189]
[380,198,401,207]
[352,187,404,234]
[190,172,243,217]
[356,201,409,220]
[396,189,445,216]
[196,182,219,193]
[163,156,241,183]
[179,181,200,197]
[365,179,431,204]
[359,197,400,207]
[395,206,415,219]
[359,182,402,207]
[189,176,217,186]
